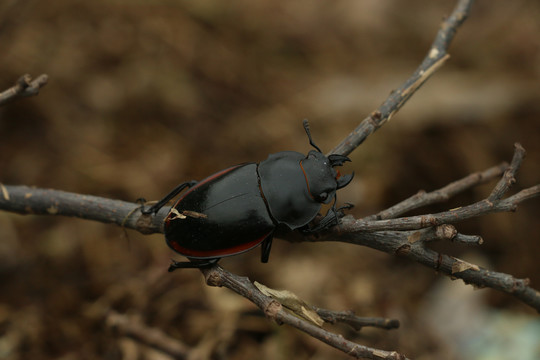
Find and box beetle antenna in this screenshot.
[302,119,322,153]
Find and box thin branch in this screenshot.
[329,0,475,157]
[0,74,49,105]
[202,265,409,360]
[342,191,539,233]
[313,307,400,331]
[453,232,483,245]
[504,184,540,205]
[488,143,526,201]
[319,228,540,312]
[343,144,535,232]
[364,162,509,221]
[0,184,164,234]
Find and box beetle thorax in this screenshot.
[300,151,338,204]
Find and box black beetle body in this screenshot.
[164,163,275,259]
[143,120,353,270]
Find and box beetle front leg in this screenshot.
[306,202,354,232]
[308,209,339,232]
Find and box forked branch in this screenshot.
[314,144,540,312]
[202,266,408,360]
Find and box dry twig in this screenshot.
[329,0,475,157]
[0,74,49,105]
[202,265,409,360]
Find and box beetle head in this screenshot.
[301,120,354,204]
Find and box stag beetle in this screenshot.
[143,120,353,271]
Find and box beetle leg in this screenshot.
[301,208,337,233]
[260,232,274,263]
[313,209,340,231]
[329,195,341,229]
[168,258,219,272]
[141,180,198,215]
[336,172,354,189]
[307,197,354,232]
[303,214,334,233]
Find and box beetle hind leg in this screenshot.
[141,180,198,215]
[168,258,219,272]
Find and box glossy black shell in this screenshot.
[164,163,274,259]
[164,149,350,260]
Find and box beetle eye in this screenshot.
[317,192,328,202]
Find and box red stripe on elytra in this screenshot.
[165,163,268,259]
[168,232,270,259]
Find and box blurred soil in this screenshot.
[0,1,539,359]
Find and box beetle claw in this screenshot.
[328,154,351,167]
[336,172,354,189]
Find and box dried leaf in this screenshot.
[451,258,480,274]
[254,281,324,327]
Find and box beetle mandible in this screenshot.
[142,120,354,271]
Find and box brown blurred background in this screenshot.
[1,1,539,359]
